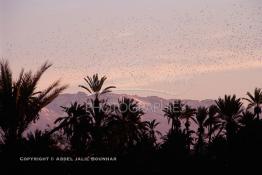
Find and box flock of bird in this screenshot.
[1,0,262,96]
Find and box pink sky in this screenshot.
[1,0,262,99]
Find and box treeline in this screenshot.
[1,60,262,173]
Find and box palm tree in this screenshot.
[181,105,196,151]
[52,102,92,154]
[215,95,243,141]
[23,130,56,155]
[0,60,67,148]
[145,119,161,145]
[79,73,116,99]
[161,129,188,159]
[104,97,147,155]
[239,110,256,127]
[86,99,113,155]
[204,105,221,143]
[194,107,208,154]
[243,88,262,120]
[117,97,147,145]
[79,74,115,127]
[51,101,112,155]
[163,100,184,133]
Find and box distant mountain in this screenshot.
[29,92,215,134]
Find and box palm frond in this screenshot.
[78,85,92,94]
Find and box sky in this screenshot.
[1,0,262,100]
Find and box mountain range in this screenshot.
[30,92,215,134]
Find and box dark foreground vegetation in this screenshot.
[1,60,262,174]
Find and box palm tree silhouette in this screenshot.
[161,129,188,160]
[77,74,116,155]
[53,102,92,154]
[204,105,221,144]
[243,88,262,120]
[163,100,184,133]
[181,105,196,151]
[239,110,256,127]
[0,60,67,149]
[23,130,57,155]
[79,74,115,127]
[116,97,147,146]
[194,107,208,154]
[51,101,113,155]
[215,95,243,141]
[104,97,147,155]
[79,74,116,98]
[145,119,161,145]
